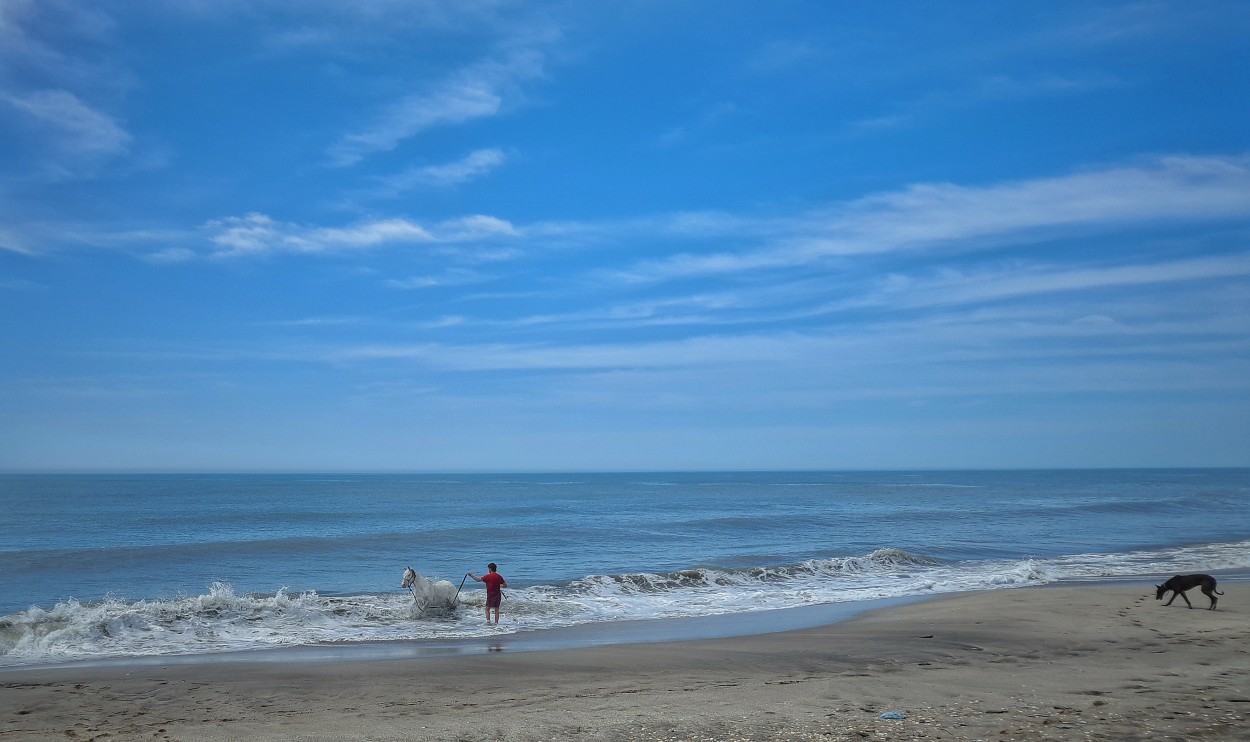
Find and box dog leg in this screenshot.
[1179,590,1193,609]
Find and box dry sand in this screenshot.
[3,584,1247,740]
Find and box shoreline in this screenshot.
[4,583,1248,740]
[8,575,1232,673]
[1,593,933,673]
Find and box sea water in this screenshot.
[2,469,1248,667]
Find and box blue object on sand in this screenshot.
[880,711,906,720]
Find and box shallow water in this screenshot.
[2,469,1248,666]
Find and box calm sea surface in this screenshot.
[2,469,1248,667]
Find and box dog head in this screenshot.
[1154,583,1165,600]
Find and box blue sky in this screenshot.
[2,1,1249,472]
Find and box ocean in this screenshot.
[2,469,1248,668]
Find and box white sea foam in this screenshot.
[2,542,1247,667]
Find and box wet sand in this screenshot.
[3,584,1247,740]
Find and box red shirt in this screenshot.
[481,572,505,597]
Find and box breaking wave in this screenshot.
[3,542,1247,668]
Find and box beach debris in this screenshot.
[879,711,906,720]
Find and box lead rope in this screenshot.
[452,573,470,608]
[407,583,429,617]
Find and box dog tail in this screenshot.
[1214,589,1224,595]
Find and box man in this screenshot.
[466,562,507,624]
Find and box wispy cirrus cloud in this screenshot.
[1055,0,1200,46]
[327,82,501,168]
[332,332,805,372]
[372,148,506,194]
[0,0,136,183]
[327,51,545,167]
[0,88,132,179]
[854,252,1250,312]
[386,268,493,290]
[201,212,519,258]
[619,154,1250,281]
[308,295,1250,379]
[0,223,33,255]
[852,72,1121,133]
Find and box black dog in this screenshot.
[1155,574,1223,610]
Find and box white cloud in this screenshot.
[432,214,518,242]
[308,219,435,248]
[856,252,1250,311]
[1058,1,1184,46]
[327,51,545,167]
[0,1,118,86]
[386,269,490,290]
[205,213,430,256]
[202,212,519,257]
[0,0,136,181]
[328,83,501,167]
[335,332,806,372]
[314,290,1250,380]
[832,154,1250,244]
[375,148,506,193]
[622,155,1250,281]
[0,88,131,173]
[852,72,1121,133]
[0,225,33,255]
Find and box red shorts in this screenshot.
[486,592,501,608]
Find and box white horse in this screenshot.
[400,566,460,616]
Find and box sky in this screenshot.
[2,0,1249,472]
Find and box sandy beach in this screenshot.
[3,584,1247,741]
